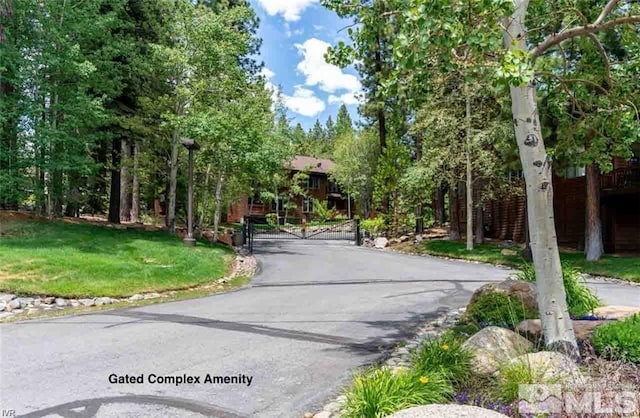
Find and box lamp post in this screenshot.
[181,138,200,246]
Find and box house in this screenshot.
[227,156,352,223]
[483,150,640,253]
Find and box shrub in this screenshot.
[496,361,561,403]
[411,331,473,383]
[342,368,452,418]
[516,262,601,317]
[592,314,640,364]
[466,291,538,329]
[265,213,278,227]
[360,215,386,236]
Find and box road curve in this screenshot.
[1,241,637,417]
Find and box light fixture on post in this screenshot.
[181,137,200,246]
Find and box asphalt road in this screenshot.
[1,241,639,418]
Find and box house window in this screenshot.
[566,167,586,178]
[328,181,340,193]
[308,175,320,190]
[303,197,313,213]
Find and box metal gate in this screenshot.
[245,217,360,252]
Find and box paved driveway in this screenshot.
[1,241,638,417]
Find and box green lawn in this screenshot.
[0,218,234,298]
[409,240,640,282]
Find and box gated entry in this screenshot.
[245,217,360,252]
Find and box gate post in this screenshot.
[248,220,254,253]
[355,218,361,246]
[242,216,247,245]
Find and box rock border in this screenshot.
[0,247,257,321]
[304,308,466,418]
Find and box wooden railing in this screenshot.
[601,167,640,190]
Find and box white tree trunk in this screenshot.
[465,84,474,251]
[505,0,578,358]
[167,127,180,234]
[212,172,224,244]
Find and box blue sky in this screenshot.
[249,0,360,130]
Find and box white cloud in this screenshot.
[294,38,361,97]
[259,67,276,80]
[328,92,361,106]
[256,0,318,22]
[283,86,326,117]
[284,22,304,38]
[261,68,325,117]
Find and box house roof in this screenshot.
[286,156,335,174]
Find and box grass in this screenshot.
[411,331,473,383]
[0,217,235,298]
[406,240,640,282]
[342,368,452,418]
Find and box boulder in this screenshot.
[0,294,16,303]
[43,296,55,304]
[399,235,410,243]
[79,298,95,307]
[505,351,583,385]
[129,294,144,301]
[594,305,640,321]
[516,319,543,342]
[374,237,388,249]
[462,326,533,375]
[516,319,611,343]
[572,320,610,343]
[55,298,67,307]
[389,405,510,418]
[0,301,5,312]
[6,299,21,311]
[468,280,538,314]
[501,249,518,256]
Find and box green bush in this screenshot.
[466,291,538,329]
[496,361,561,403]
[360,215,386,235]
[342,368,452,418]
[517,262,601,317]
[411,331,473,383]
[265,213,277,227]
[592,314,640,363]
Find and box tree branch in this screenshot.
[531,15,640,60]
[594,0,621,26]
[587,33,612,84]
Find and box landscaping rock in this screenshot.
[468,280,538,314]
[500,248,518,256]
[516,319,610,343]
[144,293,161,299]
[506,351,583,385]
[0,294,16,302]
[0,301,5,312]
[19,297,34,306]
[129,294,144,301]
[313,412,331,418]
[399,235,409,243]
[389,405,510,418]
[462,326,533,375]
[572,320,610,343]
[43,296,55,304]
[594,305,640,321]
[7,299,21,311]
[55,298,67,307]
[516,319,543,342]
[70,300,80,308]
[303,413,314,418]
[33,298,41,307]
[79,298,95,307]
[374,237,388,249]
